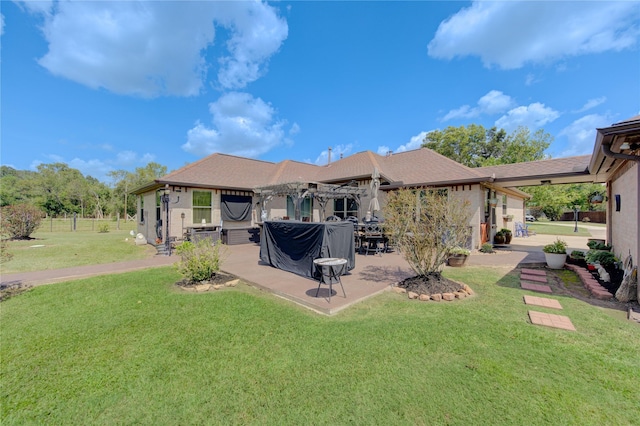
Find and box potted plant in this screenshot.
[493,229,506,245]
[586,240,611,251]
[542,238,567,269]
[568,250,586,267]
[499,228,512,244]
[447,247,470,267]
[502,214,514,222]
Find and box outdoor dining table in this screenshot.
[259,220,355,279]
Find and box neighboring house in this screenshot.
[588,115,640,265]
[131,148,531,249]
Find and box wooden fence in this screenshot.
[38,215,138,232]
[559,211,606,223]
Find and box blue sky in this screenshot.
[2,1,639,183]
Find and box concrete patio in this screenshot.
[1,225,604,316]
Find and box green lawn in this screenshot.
[2,230,155,273]
[526,221,593,236]
[2,266,638,424]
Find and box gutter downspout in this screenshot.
[601,144,640,162]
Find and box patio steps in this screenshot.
[519,268,576,331]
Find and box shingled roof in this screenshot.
[381,148,490,186]
[477,155,593,187]
[133,148,596,195]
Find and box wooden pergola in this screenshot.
[254,181,368,221]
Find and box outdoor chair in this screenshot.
[515,221,528,237]
[363,223,386,256]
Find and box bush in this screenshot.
[543,238,567,254]
[449,247,471,256]
[480,243,494,253]
[383,187,472,276]
[587,240,611,251]
[0,204,43,239]
[175,238,226,283]
[98,223,110,233]
[585,250,618,269]
[0,239,13,263]
[570,250,585,259]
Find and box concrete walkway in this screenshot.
[1,229,600,314]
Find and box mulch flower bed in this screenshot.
[394,273,474,302]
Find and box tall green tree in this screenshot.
[109,162,167,219]
[422,125,551,167]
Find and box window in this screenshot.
[156,190,162,222]
[193,191,212,224]
[287,196,313,219]
[139,196,144,224]
[333,197,358,219]
[502,194,507,215]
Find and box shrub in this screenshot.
[570,250,585,259]
[585,250,618,269]
[175,238,227,283]
[0,204,43,240]
[383,187,472,276]
[587,240,611,251]
[543,238,567,254]
[0,239,12,263]
[449,247,471,256]
[480,243,494,253]
[98,223,110,233]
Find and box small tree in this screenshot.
[1,204,43,240]
[383,187,472,277]
[174,238,227,283]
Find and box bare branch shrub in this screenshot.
[1,204,43,240]
[383,187,472,276]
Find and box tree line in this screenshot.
[422,125,606,220]
[0,162,167,219]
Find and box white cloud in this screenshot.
[182,92,286,157]
[495,103,560,132]
[377,145,390,156]
[25,1,287,97]
[443,90,514,121]
[558,114,612,157]
[428,1,639,69]
[29,150,157,182]
[313,144,354,166]
[289,122,300,135]
[396,132,428,153]
[377,131,428,155]
[575,97,607,113]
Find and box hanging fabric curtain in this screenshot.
[221,195,252,221]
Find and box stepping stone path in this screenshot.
[520,268,552,293]
[519,268,576,331]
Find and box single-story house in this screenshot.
[132,148,534,249]
[132,115,639,264]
